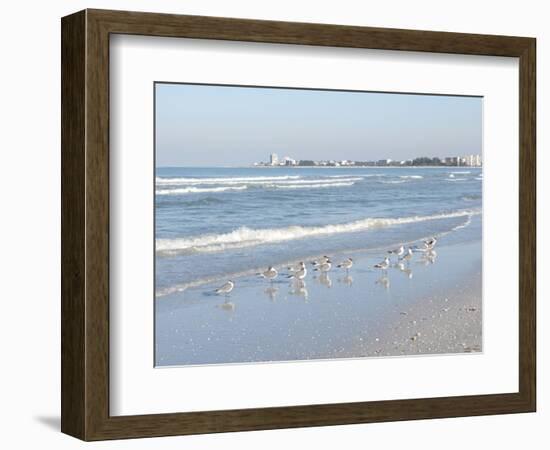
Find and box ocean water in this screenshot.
[155,166,482,297]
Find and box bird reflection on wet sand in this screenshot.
[264,286,279,302]
[289,279,308,300]
[216,299,236,313]
[395,262,413,279]
[418,250,438,266]
[375,275,390,290]
[318,272,332,288]
[338,275,353,286]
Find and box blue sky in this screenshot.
[155,83,482,167]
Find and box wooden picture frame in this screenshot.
[61,9,536,441]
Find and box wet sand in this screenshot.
[155,227,482,367]
[342,271,481,358]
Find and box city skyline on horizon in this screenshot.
[156,83,482,167]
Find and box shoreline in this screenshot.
[156,234,482,366]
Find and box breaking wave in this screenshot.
[155,175,300,185]
[156,178,360,195]
[156,186,248,195]
[379,179,407,184]
[156,176,362,186]
[156,209,481,256]
[269,182,355,189]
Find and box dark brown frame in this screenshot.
[61,8,536,441]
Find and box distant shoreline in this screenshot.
[250,165,482,169]
[157,165,482,170]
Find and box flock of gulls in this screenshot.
[213,236,438,297]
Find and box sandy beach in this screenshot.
[155,215,482,366]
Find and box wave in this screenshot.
[452,214,472,231]
[156,176,362,186]
[156,175,300,185]
[450,171,471,174]
[156,209,481,256]
[399,175,423,179]
[328,174,368,178]
[156,179,359,195]
[157,196,224,207]
[379,180,407,184]
[156,185,248,195]
[256,177,361,185]
[269,182,355,189]
[446,178,469,182]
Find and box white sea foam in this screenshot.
[329,174,365,178]
[450,171,471,174]
[379,180,407,184]
[155,175,300,185]
[258,177,361,185]
[156,176,362,186]
[156,209,481,256]
[452,214,472,231]
[399,175,423,179]
[269,182,355,189]
[156,185,248,195]
[156,179,360,194]
[446,178,469,182]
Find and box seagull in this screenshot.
[388,245,405,257]
[410,244,423,253]
[215,280,234,296]
[311,255,330,267]
[258,266,278,282]
[412,241,434,253]
[337,258,353,271]
[288,262,307,280]
[424,237,438,248]
[289,260,310,271]
[399,247,414,262]
[314,260,332,272]
[374,257,390,270]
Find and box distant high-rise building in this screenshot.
[270,153,279,166]
[444,156,460,166]
[282,156,297,166]
[463,154,482,167]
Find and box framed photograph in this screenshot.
[61,9,536,440]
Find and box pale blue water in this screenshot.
[155,167,482,296]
